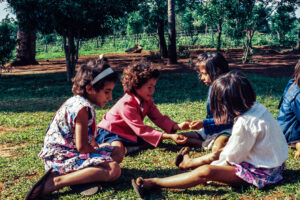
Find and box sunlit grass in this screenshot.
[0,72,299,199]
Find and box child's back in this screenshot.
[212,102,288,168]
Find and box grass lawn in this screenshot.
[0,72,299,200]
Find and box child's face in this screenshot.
[135,78,157,101]
[90,81,116,108]
[198,64,212,86]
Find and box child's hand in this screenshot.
[189,120,203,130]
[171,124,180,133]
[171,134,188,144]
[178,120,192,130]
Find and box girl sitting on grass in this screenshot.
[26,58,120,199]
[176,52,232,169]
[96,61,187,163]
[277,59,300,158]
[132,71,288,198]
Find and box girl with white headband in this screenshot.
[26,57,120,199]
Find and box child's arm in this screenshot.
[75,108,99,154]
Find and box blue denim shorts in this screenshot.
[96,128,146,147]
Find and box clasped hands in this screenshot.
[178,120,203,130]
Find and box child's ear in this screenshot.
[86,84,95,94]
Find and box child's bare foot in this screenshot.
[294,150,300,159]
[295,142,300,159]
[178,154,193,169]
[175,147,190,167]
[132,177,157,198]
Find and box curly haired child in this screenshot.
[96,61,187,163]
[26,57,120,199]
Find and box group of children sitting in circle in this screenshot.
[26,52,300,199]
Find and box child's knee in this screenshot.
[194,165,213,179]
[107,161,121,181]
[212,136,229,152]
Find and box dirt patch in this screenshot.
[0,143,28,158]
[2,46,300,77]
[0,126,28,137]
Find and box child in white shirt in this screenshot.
[131,71,288,198]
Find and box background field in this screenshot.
[0,64,299,199]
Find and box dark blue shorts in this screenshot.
[96,128,146,147]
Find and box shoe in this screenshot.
[175,147,190,167]
[25,167,53,200]
[70,183,100,196]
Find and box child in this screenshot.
[132,71,288,198]
[96,61,187,163]
[277,59,300,159]
[176,52,233,168]
[26,58,120,199]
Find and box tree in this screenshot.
[138,0,169,58]
[7,0,39,66]
[8,0,139,81]
[0,17,16,76]
[126,12,144,44]
[168,0,177,64]
[271,4,296,45]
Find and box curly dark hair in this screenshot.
[72,58,118,97]
[196,52,229,82]
[121,61,160,94]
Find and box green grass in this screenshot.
[0,72,299,200]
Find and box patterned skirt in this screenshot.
[233,162,285,189]
[44,145,114,175]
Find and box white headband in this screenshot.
[91,68,114,85]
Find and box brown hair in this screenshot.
[121,61,160,94]
[293,59,300,87]
[196,52,229,82]
[72,58,118,97]
[210,70,256,124]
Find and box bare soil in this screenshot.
[3,46,300,77]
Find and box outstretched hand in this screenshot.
[171,134,188,145]
[189,120,203,130]
[178,120,192,130]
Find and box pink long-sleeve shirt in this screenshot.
[98,93,176,147]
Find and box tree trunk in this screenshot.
[297,27,300,52]
[157,18,168,58]
[217,21,223,51]
[12,28,38,66]
[167,0,177,64]
[211,26,215,47]
[63,34,77,82]
[101,35,105,47]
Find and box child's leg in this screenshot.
[137,165,245,190]
[179,150,221,169]
[181,132,203,148]
[211,135,229,153]
[295,142,300,159]
[31,161,121,198]
[110,141,126,163]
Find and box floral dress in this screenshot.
[39,95,113,175]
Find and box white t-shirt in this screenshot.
[211,102,288,168]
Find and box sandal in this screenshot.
[131,177,144,199]
[175,147,190,167]
[70,183,100,196]
[25,167,53,200]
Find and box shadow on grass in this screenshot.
[45,167,231,200]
